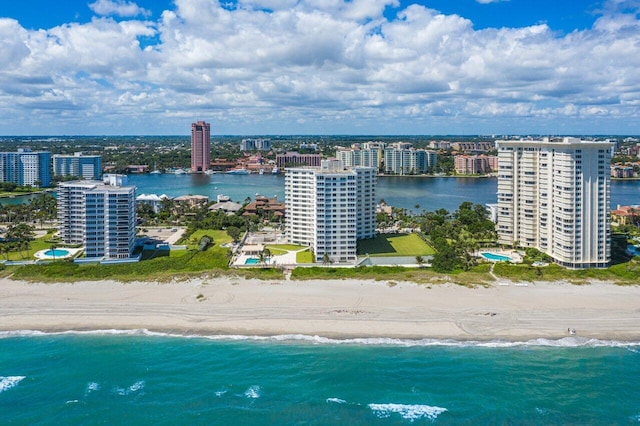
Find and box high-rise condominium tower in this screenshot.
[57,174,136,259]
[191,121,211,173]
[496,137,612,269]
[285,160,376,263]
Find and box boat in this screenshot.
[272,166,279,174]
[150,170,161,175]
[204,170,217,175]
[226,168,250,175]
[174,169,186,175]
[259,169,264,175]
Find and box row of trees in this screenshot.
[418,202,497,272]
[0,194,57,226]
[0,223,35,259]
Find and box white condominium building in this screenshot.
[285,160,376,263]
[58,174,137,259]
[383,143,437,175]
[496,137,612,269]
[53,152,102,179]
[337,147,383,169]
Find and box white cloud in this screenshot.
[88,0,151,18]
[475,0,509,4]
[0,0,639,134]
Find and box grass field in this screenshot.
[357,233,436,257]
[296,250,314,263]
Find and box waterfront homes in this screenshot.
[285,160,376,263]
[0,148,51,187]
[496,137,612,269]
[53,152,102,180]
[58,174,137,259]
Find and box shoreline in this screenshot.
[1,277,639,342]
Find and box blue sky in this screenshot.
[1,0,639,135]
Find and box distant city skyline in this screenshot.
[1,0,640,135]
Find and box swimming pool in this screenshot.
[480,252,513,262]
[43,249,71,257]
[244,258,260,265]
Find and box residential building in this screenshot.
[58,174,136,259]
[451,141,495,152]
[0,149,51,187]
[240,138,271,151]
[496,137,612,269]
[285,160,376,263]
[136,193,170,214]
[191,121,211,173]
[610,165,635,178]
[611,205,640,226]
[454,155,498,174]
[383,143,437,175]
[53,153,102,180]
[276,151,322,169]
[337,146,383,169]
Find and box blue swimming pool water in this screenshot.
[480,252,512,262]
[43,249,70,257]
[244,258,259,265]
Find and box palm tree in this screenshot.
[322,253,332,265]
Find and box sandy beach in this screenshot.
[1,276,639,341]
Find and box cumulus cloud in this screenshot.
[0,0,639,134]
[88,0,151,18]
[476,0,508,3]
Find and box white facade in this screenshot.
[337,148,382,169]
[285,161,376,263]
[496,138,612,269]
[58,174,136,259]
[383,144,437,175]
[53,153,102,180]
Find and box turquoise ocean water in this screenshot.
[2,332,639,424]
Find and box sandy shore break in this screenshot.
[1,277,639,341]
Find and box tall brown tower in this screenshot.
[191,121,210,173]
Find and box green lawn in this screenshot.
[181,230,232,248]
[2,231,59,261]
[357,233,436,257]
[296,250,314,263]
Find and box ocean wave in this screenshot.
[1,329,639,348]
[326,397,347,404]
[368,403,447,422]
[243,385,261,399]
[0,376,25,393]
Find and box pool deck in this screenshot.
[476,249,523,263]
[34,248,83,260]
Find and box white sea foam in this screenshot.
[215,390,227,397]
[65,400,79,404]
[326,397,347,404]
[115,381,145,396]
[0,376,25,393]
[2,329,639,348]
[86,382,100,393]
[368,403,447,422]
[244,385,261,399]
